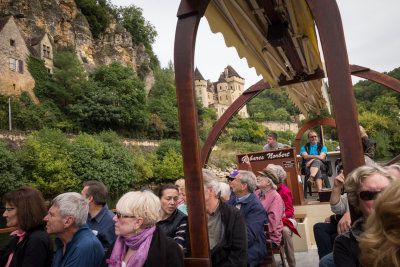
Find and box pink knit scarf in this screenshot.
[106,226,156,267]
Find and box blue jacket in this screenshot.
[227,193,267,267]
[87,203,116,249]
[53,224,104,267]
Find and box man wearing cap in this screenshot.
[226,171,239,202]
[255,168,285,247]
[263,132,289,151]
[227,170,267,267]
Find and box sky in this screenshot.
[111,0,400,88]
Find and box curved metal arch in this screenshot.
[201,65,400,167]
[294,117,336,153]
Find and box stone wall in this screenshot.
[262,121,299,133]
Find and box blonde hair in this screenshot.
[345,165,393,211]
[116,191,161,229]
[359,125,368,138]
[359,179,400,267]
[175,178,185,192]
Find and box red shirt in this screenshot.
[277,184,294,218]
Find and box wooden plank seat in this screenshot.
[257,224,286,267]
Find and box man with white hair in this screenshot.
[202,169,248,266]
[226,170,268,267]
[218,182,231,202]
[44,192,104,267]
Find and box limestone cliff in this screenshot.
[0,0,154,94]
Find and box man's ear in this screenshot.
[64,216,75,228]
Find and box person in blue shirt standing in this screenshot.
[44,192,104,267]
[82,180,116,249]
[227,170,267,267]
[300,130,328,192]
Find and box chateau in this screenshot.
[194,65,249,119]
[0,16,54,103]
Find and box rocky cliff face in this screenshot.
[0,0,154,94]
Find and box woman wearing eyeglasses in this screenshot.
[0,186,53,267]
[102,190,183,267]
[333,165,393,267]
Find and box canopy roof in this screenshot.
[204,0,329,116]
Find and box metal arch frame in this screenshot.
[174,0,397,264]
[200,65,400,167]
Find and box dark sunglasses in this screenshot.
[116,211,135,219]
[227,177,235,182]
[359,190,383,201]
[309,135,317,138]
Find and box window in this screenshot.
[10,39,15,46]
[42,45,51,58]
[9,58,17,71]
[226,95,228,100]
[18,60,23,74]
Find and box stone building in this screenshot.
[195,65,249,119]
[0,16,37,102]
[28,33,54,73]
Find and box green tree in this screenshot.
[18,129,76,198]
[153,148,184,183]
[0,143,25,198]
[148,64,180,139]
[116,5,157,49]
[75,0,110,39]
[46,52,88,108]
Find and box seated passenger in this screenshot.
[262,132,289,151]
[0,186,53,267]
[218,182,231,202]
[267,163,298,267]
[359,179,400,267]
[333,165,393,267]
[103,190,183,267]
[202,169,248,266]
[81,180,116,249]
[227,170,267,267]
[156,184,188,250]
[44,192,104,267]
[175,178,188,215]
[300,130,328,192]
[255,168,285,246]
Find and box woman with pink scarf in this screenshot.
[102,190,183,267]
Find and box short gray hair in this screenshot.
[52,192,89,228]
[219,182,231,200]
[238,170,257,193]
[202,168,220,197]
[267,164,287,183]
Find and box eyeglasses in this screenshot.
[227,177,236,182]
[2,207,15,212]
[116,211,135,219]
[309,136,317,138]
[358,190,384,201]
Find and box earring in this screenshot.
[134,230,138,235]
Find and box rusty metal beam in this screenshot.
[385,154,400,166]
[306,0,364,175]
[174,0,211,264]
[350,64,400,94]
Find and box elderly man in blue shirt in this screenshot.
[227,170,267,267]
[300,130,328,192]
[81,180,116,249]
[44,192,104,267]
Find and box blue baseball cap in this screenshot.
[226,170,239,179]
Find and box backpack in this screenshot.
[300,143,332,177]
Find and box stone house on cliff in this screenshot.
[195,65,249,119]
[0,16,54,103]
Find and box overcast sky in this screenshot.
[111,0,400,87]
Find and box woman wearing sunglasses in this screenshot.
[333,165,393,267]
[102,190,183,267]
[0,186,53,267]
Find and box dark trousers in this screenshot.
[313,222,338,259]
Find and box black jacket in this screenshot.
[0,228,53,267]
[102,226,184,267]
[211,200,248,267]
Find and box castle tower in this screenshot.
[194,67,209,107]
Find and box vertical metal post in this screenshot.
[8,96,12,131]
